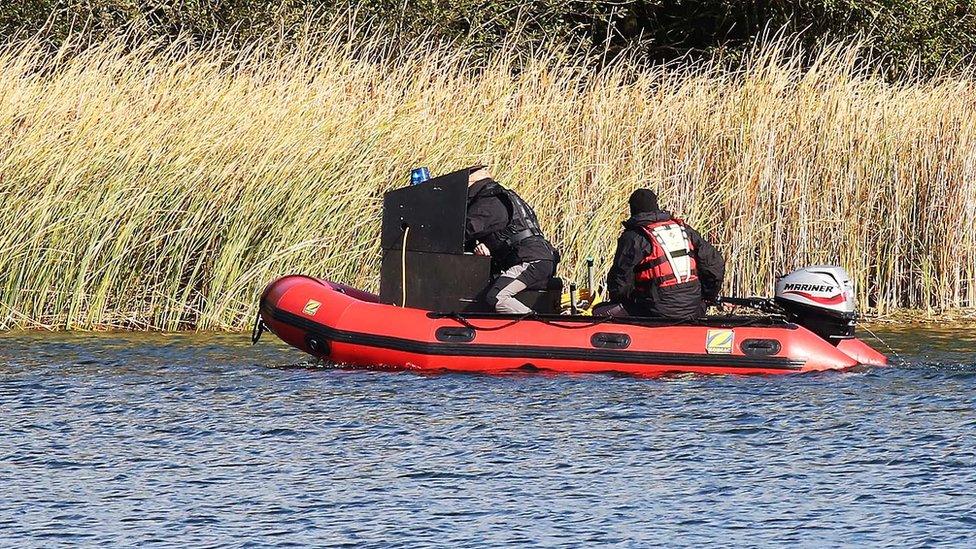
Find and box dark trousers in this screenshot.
[592,300,654,318]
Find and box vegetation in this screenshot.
[0,30,973,330]
[2,2,975,75]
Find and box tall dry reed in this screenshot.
[1,34,974,330]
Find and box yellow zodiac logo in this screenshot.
[302,299,321,316]
[706,329,734,354]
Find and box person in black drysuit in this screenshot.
[465,165,559,314]
[594,189,725,319]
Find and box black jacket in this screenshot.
[465,178,556,271]
[606,210,725,319]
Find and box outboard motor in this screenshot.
[774,266,856,341]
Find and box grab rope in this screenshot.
[439,311,734,331]
[860,323,903,363]
[447,312,537,331]
[536,315,616,329]
[250,312,266,344]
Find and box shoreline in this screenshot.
[861,308,976,325]
[3,309,975,333]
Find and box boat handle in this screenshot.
[436,327,475,343]
[741,338,782,356]
[591,332,631,349]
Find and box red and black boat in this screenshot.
[254,167,887,376]
[256,273,887,377]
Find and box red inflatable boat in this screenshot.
[256,274,888,377]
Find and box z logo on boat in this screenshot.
[706,329,734,354]
[302,299,321,316]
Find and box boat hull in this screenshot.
[259,275,888,377]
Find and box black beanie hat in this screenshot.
[628,189,659,215]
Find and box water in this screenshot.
[1,326,974,547]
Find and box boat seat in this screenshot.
[515,276,563,314]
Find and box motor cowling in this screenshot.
[774,266,857,341]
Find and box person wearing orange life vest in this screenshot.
[594,189,725,319]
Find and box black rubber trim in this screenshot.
[591,332,631,349]
[271,308,804,371]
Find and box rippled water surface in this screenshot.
[2,325,975,547]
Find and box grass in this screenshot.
[0,32,974,330]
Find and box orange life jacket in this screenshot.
[634,219,699,291]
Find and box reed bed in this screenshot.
[1,34,974,330]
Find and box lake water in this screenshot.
[1,325,974,547]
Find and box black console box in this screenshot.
[379,251,562,313]
[380,250,492,311]
[381,169,469,255]
[378,167,560,313]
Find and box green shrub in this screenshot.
[1,2,974,74]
